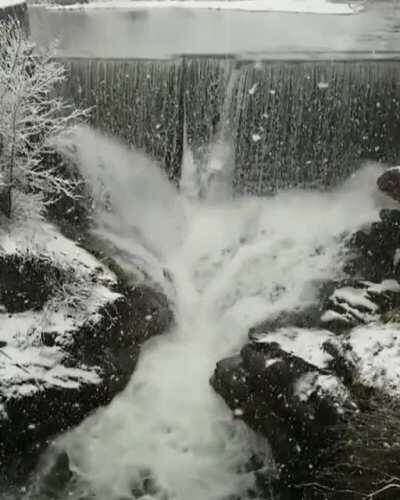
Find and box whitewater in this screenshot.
[22,126,392,500]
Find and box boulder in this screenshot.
[211,329,349,489]
[345,208,400,282]
[377,167,400,202]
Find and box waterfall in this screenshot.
[63,57,400,193]
[232,61,400,193]
[65,58,184,183]
[23,127,392,500]
[181,59,239,200]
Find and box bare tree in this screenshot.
[0,18,87,219]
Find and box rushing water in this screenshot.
[60,58,400,193]
[14,126,391,500]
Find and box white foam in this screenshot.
[47,126,389,500]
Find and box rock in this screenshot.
[250,278,400,338]
[379,208,400,226]
[28,450,73,499]
[0,227,173,477]
[211,331,348,488]
[345,209,400,282]
[320,279,400,334]
[0,254,71,313]
[377,167,400,202]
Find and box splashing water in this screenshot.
[43,126,391,500]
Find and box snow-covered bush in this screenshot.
[0,18,87,219]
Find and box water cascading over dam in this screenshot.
[63,57,400,193]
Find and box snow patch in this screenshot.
[332,287,378,313]
[294,371,318,402]
[265,357,280,368]
[321,309,348,323]
[345,323,400,396]
[363,279,400,294]
[253,327,333,369]
[0,284,119,402]
[0,221,116,284]
[294,370,349,404]
[321,280,400,325]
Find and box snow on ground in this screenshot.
[253,327,334,369]
[345,323,400,397]
[0,221,116,284]
[41,0,365,14]
[0,222,120,404]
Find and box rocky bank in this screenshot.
[211,167,400,499]
[0,220,173,476]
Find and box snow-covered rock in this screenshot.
[211,331,348,487]
[212,317,400,492]
[321,279,400,332]
[0,222,173,470]
[335,323,400,397]
[213,271,400,491]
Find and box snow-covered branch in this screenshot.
[0,18,88,218]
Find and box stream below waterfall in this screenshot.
[9,126,392,500]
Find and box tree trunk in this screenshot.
[0,134,12,219]
[0,185,12,218]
